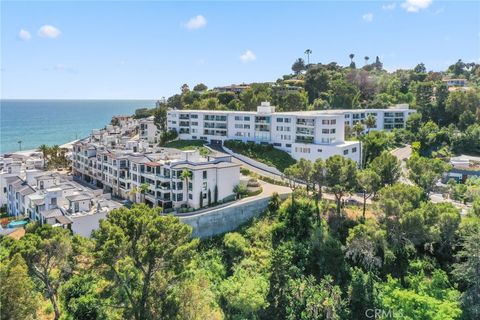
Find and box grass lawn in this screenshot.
[224,140,296,172]
[164,140,207,150]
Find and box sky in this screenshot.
[1,0,479,99]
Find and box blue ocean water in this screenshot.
[0,100,155,154]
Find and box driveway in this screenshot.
[390,145,414,185]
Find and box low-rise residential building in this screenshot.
[167,101,415,163]
[444,155,480,182]
[5,170,121,237]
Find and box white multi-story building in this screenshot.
[72,139,241,210]
[167,102,415,163]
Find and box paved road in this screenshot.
[208,144,370,205]
[390,145,414,185]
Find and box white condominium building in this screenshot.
[167,102,415,163]
[72,141,240,210]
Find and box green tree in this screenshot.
[345,221,386,273]
[193,83,208,92]
[93,205,198,320]
[61,274,108,320]
[12,224,73,320]
[220,267,269,318]
[292,58,306,75]
[349,53,356,69]
[368,151,400,186]
[407,155,451,194]
[0,254,39,320]
[356,169,381,219]
[348,268,377,320]
[453,228,480,319]
[362,131,394,165]
[285,275,347,320]
[153,105,167,132]
[281,91,308,111]
[325,155,357,214]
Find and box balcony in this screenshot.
[295,136,315,144]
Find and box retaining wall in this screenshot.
[178,194,287,238]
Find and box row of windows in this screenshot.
[235,124,251,129]
[321,119,337,125]
[234,115,251,121]
[275,117,292,123]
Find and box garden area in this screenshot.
[224,140,296,172]
[163,139,211,156]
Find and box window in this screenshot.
[343,149,349,155]
[322,129,329,134]
[177,193,183,202]
[191,114,198,119]
[286,144,292,148]
[188,193,193,200]
[273,143,281,147]
[345,114,350,119]
[330,129,336,134]
[317,149,323,153]
[202,182,207,190]
[51,198,57,206]
[276,118,284,123]
[244,116,250,121]
[352,147,357,153]
[203,192,207,199]
[295,147,311,153]
[203,170,207,179]
[235,116,242,121]
[284,118,291,123]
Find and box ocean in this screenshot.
[0,100,156,154]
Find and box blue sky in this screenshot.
[1,1,479,99]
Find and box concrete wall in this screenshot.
[178,193,287,238]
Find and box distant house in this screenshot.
[442,78,469,92]
[444,155,480,182]
[213,83,251,94]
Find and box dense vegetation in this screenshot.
[2,178,479,319]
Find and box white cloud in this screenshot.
[362,13,374,22]
[18,29,31,41]
[401,0,433,13]
[38,25,61,38]
[185,15,207,30]
[382,3,396,10]
[239,50,256,63]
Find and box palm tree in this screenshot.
[139,183,150,204]
[38,144,49,168]
[304,49,312,65]
[180,169,192,205]
[233,184,247,200]
[364,56,370,65]
[349,53,355,63]
[353,122,365,137]
[129,186,139,202]
[365,115,376,133]
[17,140,22,151]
